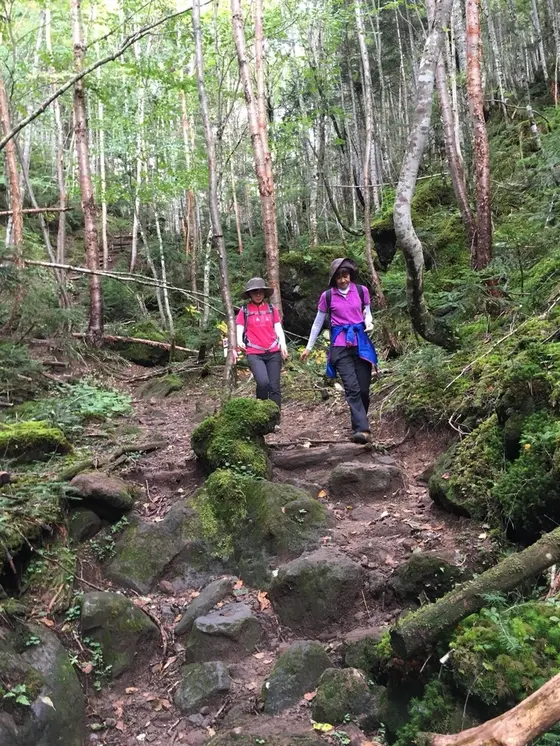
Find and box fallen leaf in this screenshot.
[312,722,333,732]
[317,489,328,499]
[478,532,488,540]
[162,656,178,671]
[190,591,200,599]
[233,580,244,590]
[113,701,124,718]
[144,693,158,702]
[257,590,271,611]
[441,472,450,480]
[115,721,125,732]
[303,691,316,701]
[125,687,139,695]
[207,728,216,737]
[39,618,55,628]
[81,662,94,675]
[281,506,286,514]
[161,699,172,710]
[245,682,257,690]
[39,695,55,709]
[253,652,265,660]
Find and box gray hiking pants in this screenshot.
[330,345,371,433]
[247,351,282,409]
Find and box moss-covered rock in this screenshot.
[269,550,363,632]
[80,591,158,677]
[262,640,331,714]
[67,508,104,543]
[312,667,382,731]
[191,397,279,477]
[0,621,85,746]
[0,421,70,463]
[174,661,231,714]
[388,552,465,603]
[448,601,560,711]
[192,470,327,583]
[135,373,184,399]
[110,320,173,366]
[429,415,504,520]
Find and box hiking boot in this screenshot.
[351,431,370,444]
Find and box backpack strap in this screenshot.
[243,303,276,347]
[325,285,366,327]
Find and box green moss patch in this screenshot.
[192,397,279,477]
[0,421,70,463]
[449,601,560,710]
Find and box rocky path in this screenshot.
[77,374,492,746]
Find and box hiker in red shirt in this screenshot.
[236,278,288,410]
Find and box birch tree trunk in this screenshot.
[530,0,549,83]
[354,0,385,307]
[154,208,175,339]
[481,0,508,119]
[393,0,458,350]
[231,0,282,315]
[71,0,103,343]
[193,0,237,383]
[45,6,67,266]
[230,160,244,254]
[435,54,475,247]
[466,0,493,270]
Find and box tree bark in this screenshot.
[435,54,475,247]
[393,0,457,351]
[231,0,282,315]
[424,672,560,746]
[466,0,492,270]
[530,0,549,84]
[71,0,103,344]
[0,67,23,253]
[45,6,68,267]
[193,0,237,383]
[390,525,560,659]
[354,0,386,308]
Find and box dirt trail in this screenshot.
[81,374,492,746]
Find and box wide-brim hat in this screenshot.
[242,277,274,298]
[328,257,358,286]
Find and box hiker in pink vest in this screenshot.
[236,278,288,409]
[301,258,377,444]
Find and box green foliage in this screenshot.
[10,381,131,437]
[89,516,130,561]
[0,475,64,553]
[0,343,44,403]
[2,683,32,707]
[82,636,113,691]
[449,601,560,709]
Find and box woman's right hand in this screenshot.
[300,349,310,362]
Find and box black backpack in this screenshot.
[325,285,366,327]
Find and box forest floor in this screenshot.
[53,360,495,746]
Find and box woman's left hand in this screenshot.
[281,347,289,360]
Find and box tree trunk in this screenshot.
[154,207,175,339]
[390,525,560,659]
[393,0,457,351]
[45,6,68,267]
[354,0,386,308]
[530,0,549,83]
[480,0,508,119]
[435,54,475,247]
[230,160,244,254]
[231,0,282,315]
[193,0,237,383]
[71,0,103,344]
[0,67,23,253]
[424,672,560,746]
[466,0,492,270]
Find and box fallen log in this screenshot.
[271,442,372,470]
[390,525,560,658]
[71,332,197,354]
[422,671,560,746]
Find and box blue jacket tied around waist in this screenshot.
[326,322,378,379]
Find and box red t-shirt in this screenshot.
[236,302,280,355]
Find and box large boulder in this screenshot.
[175,576,237,636]
[312,668,382,730]
[67,471,135,520]
[328,459,404,502]
[67,508,103,543]
[262,640,331,714]
[388,552,464,603]
[0,622,85,746]
[80,591,158,677]
[191,470,327,586]
[191,397,279,477]
[174,661,231,714]
[104,501,209,593]
[135,374,183,399]
[186,603,261,662]
[269,550,364,632]
[0,421,70,463]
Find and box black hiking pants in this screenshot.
[247,350,282,409]
[330,346,371,433]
